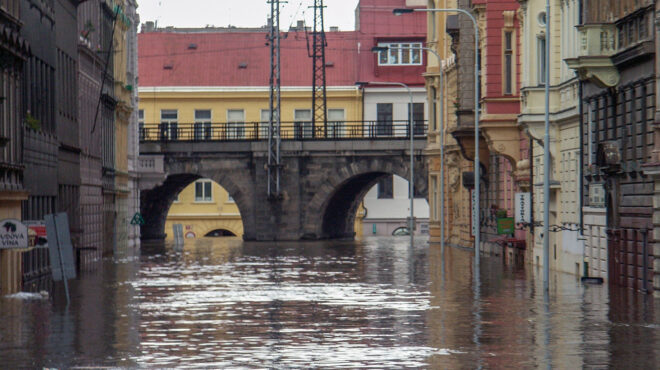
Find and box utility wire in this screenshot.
[91,6,120,134]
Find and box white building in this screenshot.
[360,87,430,236]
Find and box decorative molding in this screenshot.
[503,10,515,29]
[565,24,620,88]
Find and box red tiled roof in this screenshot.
[138,0,427,88]
[138,30,364,87]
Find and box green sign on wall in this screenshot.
[497,217,515,235]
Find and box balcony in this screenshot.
[565,23,620,87]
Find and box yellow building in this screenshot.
[424,0,475,247]
[138,87,366,239]
[113,0,136,253]
[164,179,243,240]
[138,27,367,239]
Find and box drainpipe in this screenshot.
[529,131,534,235]
[578,85,584,233]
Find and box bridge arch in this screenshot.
[140,170,254,243]
[302,156,428,239]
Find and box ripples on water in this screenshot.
[1,236,659,368]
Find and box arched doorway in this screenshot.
[205,229,238,237]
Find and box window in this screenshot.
[618,12,650,49]
[294,109,312,139]
[227,109,245,139]
[377,175,393,199]
[537,11,546,26]
[227,194,235,203]
[409,181,424,198]
[431,176,438,221]
[408,103,425,135]
[194,180,213,202]
[160,110,178,140]
[194,109,212,140]
[376,103,393,136]
[430,87,437,132]
[504,31,513,95]
[260,109,271,139]
[537,36,546,85]
[377,42,423,66]
[327,108,345,138]
[138,109,145,140]
[173,193,179,203]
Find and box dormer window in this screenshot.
[377,42,423,66]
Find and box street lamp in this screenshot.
[542,0,551,291]
[355,80,416,244]
[372,45,446,254]
[394,7,481,267]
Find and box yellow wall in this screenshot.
[426,0,473,246]
[164,180,243,240]
[138,88,363,138]
[113,0,133,193]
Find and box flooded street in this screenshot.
[1,236,659,368]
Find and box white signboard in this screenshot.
[471,189,477,236]
[515,192,531,224]
[0,219,28,249]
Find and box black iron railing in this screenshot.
[139,120,428,142]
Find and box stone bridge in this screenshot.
[139,139,428,241]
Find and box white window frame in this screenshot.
[194,179,213,203]
[227,109,245,139]
[294,109,313,139]
[260,109,271,140]
[138,109,145,140]
[194,109,212,140]
[377,42,423,66]
[537,35,546,86]
[160,109,178,140]
[327,108,345,138]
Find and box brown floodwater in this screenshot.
[1,236,658,368]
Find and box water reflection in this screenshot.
[0,237,658,368]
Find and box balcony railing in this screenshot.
[578,23,617,57]
[139,120,428,142]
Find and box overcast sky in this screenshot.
[137,0,361,31]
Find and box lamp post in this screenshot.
[542,0,551,291]
[394,7,480,267]
[372,45,445,254]
[355,80,416,244]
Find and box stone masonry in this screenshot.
[140,140,428,241]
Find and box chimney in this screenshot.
[142,21,155,33]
